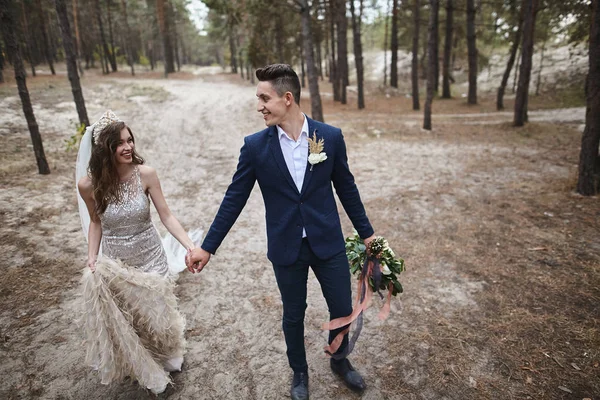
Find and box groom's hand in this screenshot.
[363,234,376,248]
[186,248,211,273]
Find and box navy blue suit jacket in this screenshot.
[201,117,374,266]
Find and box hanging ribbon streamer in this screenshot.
[322,254,394,359]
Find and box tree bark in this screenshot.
[56,0,90,127]
[94,0,111,74]
[72,0,84,75]
[535,33,547,95]
[36,0,55,75]
[512,44,521,93]
[276,12,285,63]
[514,0,538,126]
[300,38,306,88]
[20,1,36,77]
[106,0,117,72]
[157,0,175,76]
[350,0,365,109]
[0,0,50,174]
[441,0,453,98]
[390,0,399,88]
[383,0,390,86]
[300,0,324,122]
[497,0,522,110]
[119,0,135,75]
[433,0,440,92]
[336,0,348,104]
[466,0,477,104]
[0,44,4,83]
[228,17,237,73]
[329,0,339,100]
[577,0,600,195]
[412,0,420,110]
[424,0,438,130]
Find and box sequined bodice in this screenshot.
[100,167,168,275]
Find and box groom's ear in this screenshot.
[284,91,294,106]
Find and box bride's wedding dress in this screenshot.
[80,167,189,394]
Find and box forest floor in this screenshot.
[0,66,598,400]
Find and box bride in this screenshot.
[76,111,198,394]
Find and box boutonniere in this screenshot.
[307,130,327,171]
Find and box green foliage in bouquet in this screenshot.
[346,231,405,296]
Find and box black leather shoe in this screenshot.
[290,371,309,400]
[330,358,367,392]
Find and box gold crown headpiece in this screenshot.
[91,110,122,145]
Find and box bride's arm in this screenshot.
[78,177,102,271]
[141,166,195,251]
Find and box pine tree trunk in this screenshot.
[0,0,50,174]
[228,19,237,73]
[170,5,180,71]
[20,1,36,77]
[577,0,600,195]
[466,0,477,104]
[173,29,181,72]
[301,0,324,122]
[433,0,440,93]
[300,39,306,88]
[36,0,55,75]
[157,0,175,76]
[329,0,339,100]
[94,0,111,74]
[120,0,135,76]
[383,0,390,86]
[514,0,538,126]
[0,45,4,83]
[72,0,84,75]
[441,0,453,98]
[535,34,547,95]
[350,0,365,109]
[497,0,522,110]
[390,0,399,88]
[106,0,118,72]
[424,0,438,130]
[56,0,90,127]
[276,13,285,63]
[336,0,348,104]
[412,0,420,110]
[512,44,521,93]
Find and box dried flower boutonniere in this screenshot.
[307,130,327,171]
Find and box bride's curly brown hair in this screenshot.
[88,121,144,214]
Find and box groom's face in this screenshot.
[256,81,288,127]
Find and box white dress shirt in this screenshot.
[277,114,309,237]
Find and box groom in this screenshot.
[186,64,375,399]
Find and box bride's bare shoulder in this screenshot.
[138,164,158,179]
[77,176,93,194]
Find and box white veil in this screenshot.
[75,125,94,243]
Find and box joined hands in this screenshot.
[186,248,211,273]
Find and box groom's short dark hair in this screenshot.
[256,64,301,105]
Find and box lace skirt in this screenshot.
[80,257,186,393]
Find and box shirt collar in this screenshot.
[277,114,309,141]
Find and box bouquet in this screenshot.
[322,231,405,359]
[345,231,405,296]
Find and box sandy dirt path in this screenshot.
[1,70,597,400]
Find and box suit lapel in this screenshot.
[268,126,300,195]
[300,117,315,195]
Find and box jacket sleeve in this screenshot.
[201,137,256,254]
[330,130,374,239]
